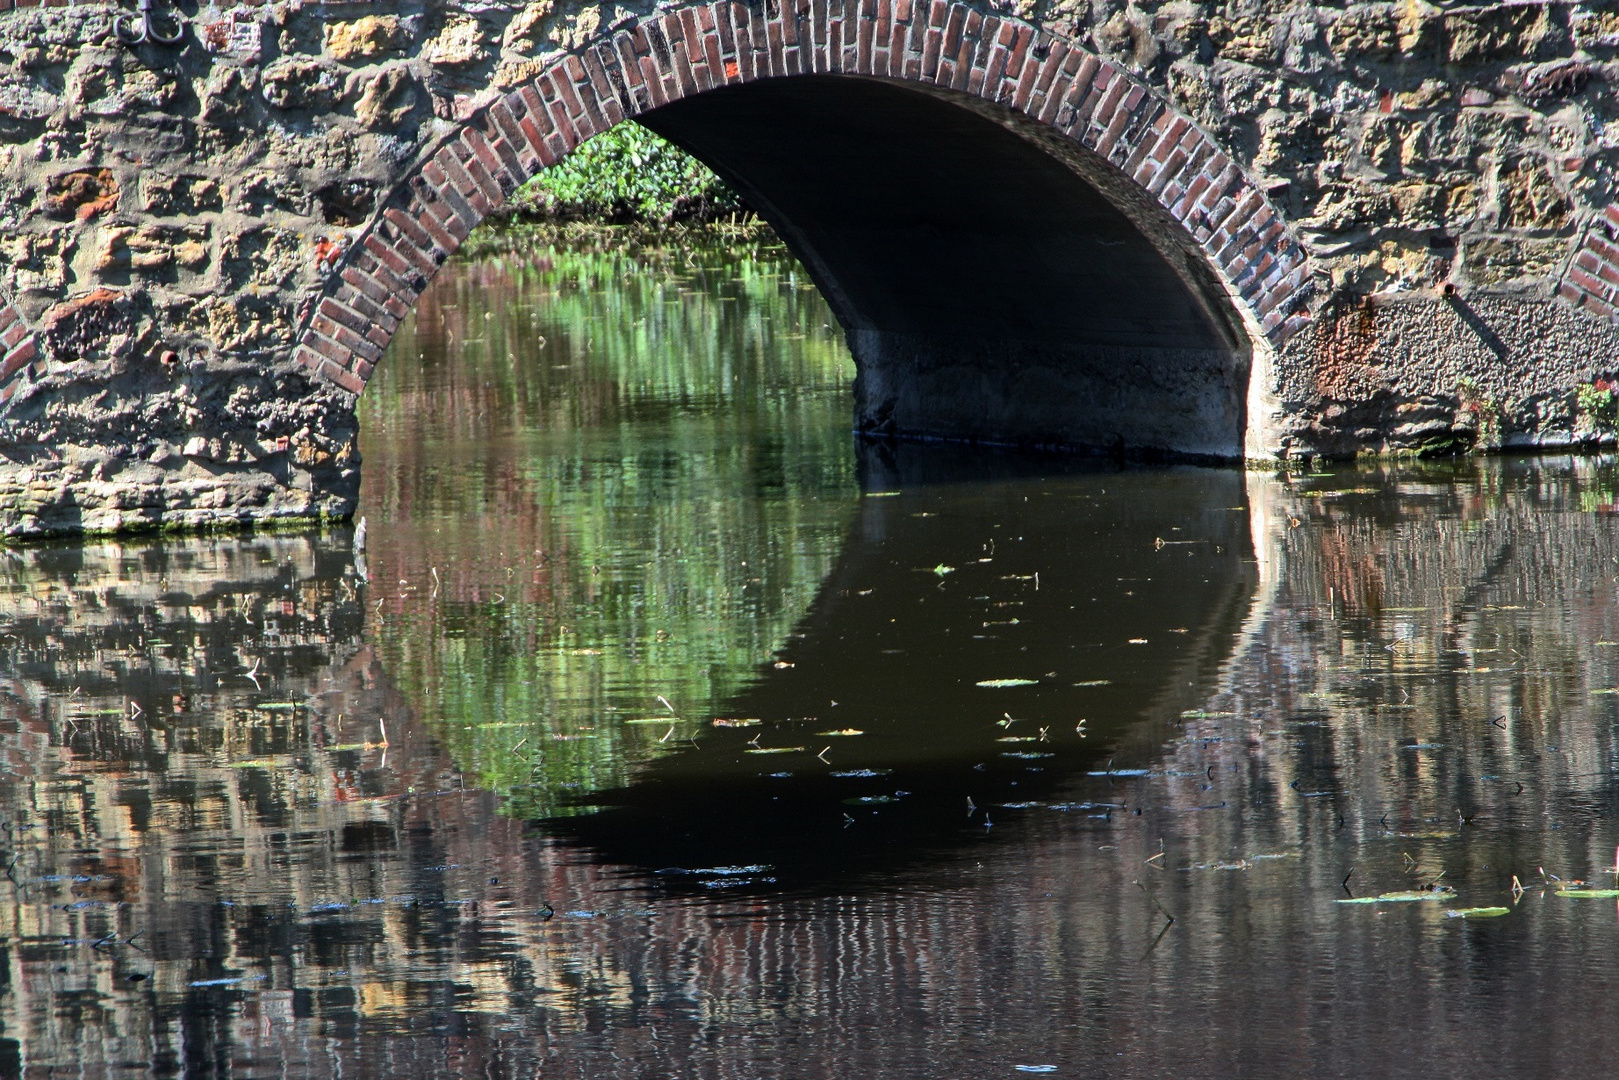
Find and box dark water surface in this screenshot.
[5,241,1619,1078]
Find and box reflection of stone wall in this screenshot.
[9,3,1619,533]
[1141,462,1619,907]
[9,475,1619,1074]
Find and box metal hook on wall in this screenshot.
[114,0,186,46]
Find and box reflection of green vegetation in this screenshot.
[359,238,859,816]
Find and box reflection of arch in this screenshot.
[295,0,1310,457]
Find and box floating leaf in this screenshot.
[830,769,891,778]
[1072,679,1111,687]
[228,758,282,769]
[1445,907,1512,918]
[744,747,805,754]
[255,702,299,711]
[816,729,864,736]
[1337,889,1455,904]
[932,564,955,576]
[713,718,762,727]
[1127,638,1148,644]
[977,678,1038,688]
[1556,888,1619,898]
[865,491,902,498]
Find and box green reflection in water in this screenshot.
[357,238,859,816]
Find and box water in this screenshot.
[3,239,1619,1077]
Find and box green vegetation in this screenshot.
[1577,378,1619,434]
[494,121,748,226]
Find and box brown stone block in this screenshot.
[43,169,118,222]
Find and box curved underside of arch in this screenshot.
[296,0,1311,459]
[642,76,1251,456]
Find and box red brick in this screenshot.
[779,0,804,77]
[1587,234,1619,266]
[302,329,350,367]
[318,296,371,338]
[1569,268,1612,304]
[460,130,513,203]
[313,313,383,362]
[419,161,478,233]
[321,359,365,395]
[294,345,325,374]
[730,0,759,80]
[0,339,36,381]
[380,210,448,275]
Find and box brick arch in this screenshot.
[0,296,38,405]
[1560,207,1619,319]
[294,0,1311,394]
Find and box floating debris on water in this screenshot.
[977,679,1039,688]
[657,865,773,877]
[188,976,268,988]
[830,769,892,778]
[713,718,762,727]
[1338,887,1457,904]
[1445,907,1512,918]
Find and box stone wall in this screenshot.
[1,0,1619,535]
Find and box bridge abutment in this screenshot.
[850,331,1249,460]
[0,360,358,538]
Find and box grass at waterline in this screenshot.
[456,215,777,261]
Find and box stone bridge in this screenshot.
[2,0,1619,536]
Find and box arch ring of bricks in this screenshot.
[296,0,1318,394]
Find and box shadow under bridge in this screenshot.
[640,75,1252,459]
